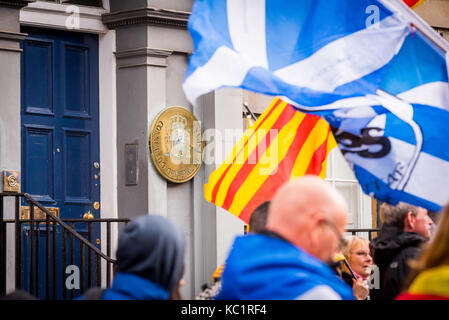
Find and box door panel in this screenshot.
[64,129,92,204]
[22,39,54,116]
[21,27,100,299]
[23,125,55,203]
[63,43,90,118]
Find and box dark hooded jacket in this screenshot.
[370,223,426,300]
[81,214,185,300]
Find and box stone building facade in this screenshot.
[0,0,446,298]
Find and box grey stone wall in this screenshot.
[0,0,34,295]
[105,0,248,299]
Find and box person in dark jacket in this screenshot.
[370,202,433,300]
[81,214,186,300]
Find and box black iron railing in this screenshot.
[0,192,129,300]
[346,228,381,241]
[243,225,381,241]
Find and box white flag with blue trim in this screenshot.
[183,0,449,212]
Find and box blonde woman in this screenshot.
[341,236,374,300]
[397,204,449,300]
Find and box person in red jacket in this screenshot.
[397,204,449,300]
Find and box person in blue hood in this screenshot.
[81,214,186,300]
[216,176,354,300]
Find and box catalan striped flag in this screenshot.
[404,0,426,8]
[204,97,336,223]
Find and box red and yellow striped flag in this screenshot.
[204,97,337,223]
[404,0,426,8]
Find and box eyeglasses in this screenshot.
[351,251,371,258]
[322,219,347,250]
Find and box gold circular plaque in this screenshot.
[149,106,204,183]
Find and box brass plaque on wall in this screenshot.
[149,106,204,183]
[21,206,60,223]
[3,170,20,193]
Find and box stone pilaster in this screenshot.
[0,0,34,294]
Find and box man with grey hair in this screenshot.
[371,202,433,300]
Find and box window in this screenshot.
[325,148,373,233]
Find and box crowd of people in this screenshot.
[1,175,447,300]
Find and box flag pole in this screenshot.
[343,257,358,280]
[411,23,447,53]
[243,102,258,122]
[386,0,449,53]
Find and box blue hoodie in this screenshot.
[216,234,354,300]
[79,214,185,300]
[102,272,169,300]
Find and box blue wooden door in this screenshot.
[20,27,100,299]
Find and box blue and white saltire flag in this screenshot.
[183,0,449,212]
[184,0,410,106]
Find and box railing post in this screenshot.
[15,196,22,289]
[88,222,92,288]
[62,228,67,300]
[106,221,111,286]
[80,242,85,294]
[0,196,5,296]
[95,254,100,287]
[29,204,35,296]
[35,218,40,298]
[70,222,75,300]
[46,214,50,300]
[52,220,56,300]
